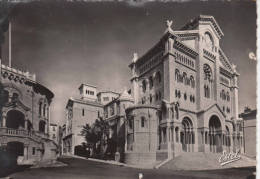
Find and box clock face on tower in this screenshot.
[204,33,214,51]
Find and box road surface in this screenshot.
[7,157,255,179]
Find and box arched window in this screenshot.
[227,92,230,101]
[175,103,179,119]
[204,85,210,98]
[190,76,195,88]
[141,116,146,128]
[142,80,146,93]
[175,127,179,142]
[175,69,180,82]
[150,94,152,103]
[223,90,226,100]
[203,64,212,81]
[183,72,187,85]
[178,91,181,98]
[158,91,161,100]
[39,102,42,116]
[149,76,153,89]
[43,104,46,117]
[204,32,214,51]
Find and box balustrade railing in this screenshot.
[0,127,42,141]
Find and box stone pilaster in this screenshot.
[24,145,29,160]
[167,125,172,159]
[24,119,28,130]
[2,112,6,127]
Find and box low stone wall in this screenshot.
[42,139,58,161]
[124,151,156,165]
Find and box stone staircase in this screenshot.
[160,152,256,170]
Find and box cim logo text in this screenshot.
[218,149,241,166]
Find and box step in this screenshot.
[160,152,256,170]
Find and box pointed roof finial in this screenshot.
[132,52,138,63]
[165,19,173,33]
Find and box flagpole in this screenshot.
[9,21,11,67]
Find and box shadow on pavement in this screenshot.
[0,165,32,178]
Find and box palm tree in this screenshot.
[81,117,110,157]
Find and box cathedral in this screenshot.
[62,15,244,166]
[124,15,243,165]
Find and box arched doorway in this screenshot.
[6,142,24,166]
[6,110,25,129]
[180,117,194,152]
[209,115,222,153]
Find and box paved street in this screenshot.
[7,157,255,179]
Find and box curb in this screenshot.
[66,155,154,169]
[68,155,125,166]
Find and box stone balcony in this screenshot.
[0,127,47,142]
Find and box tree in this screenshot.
[81,117,110,157]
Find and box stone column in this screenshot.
[130,53,139,105]
[231,68,239,119]
[125,118,128,152]
[2,113,6,127]
[24,119,28,130]
[24,145,29,160]
[167,126,172,159]
[232,134,236,152]
[46,106,50,135]
[45,122,48,134]
[161,128,164,144]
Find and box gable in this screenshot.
[198,103,226,119]
[181,15,224,39]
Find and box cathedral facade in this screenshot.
[124,15,243,165]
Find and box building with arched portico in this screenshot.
[0,61,58,165]
[124,15,243,165]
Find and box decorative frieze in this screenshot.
[139,51,164,75]
[174,51,195,70]
[1,64,36,82]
